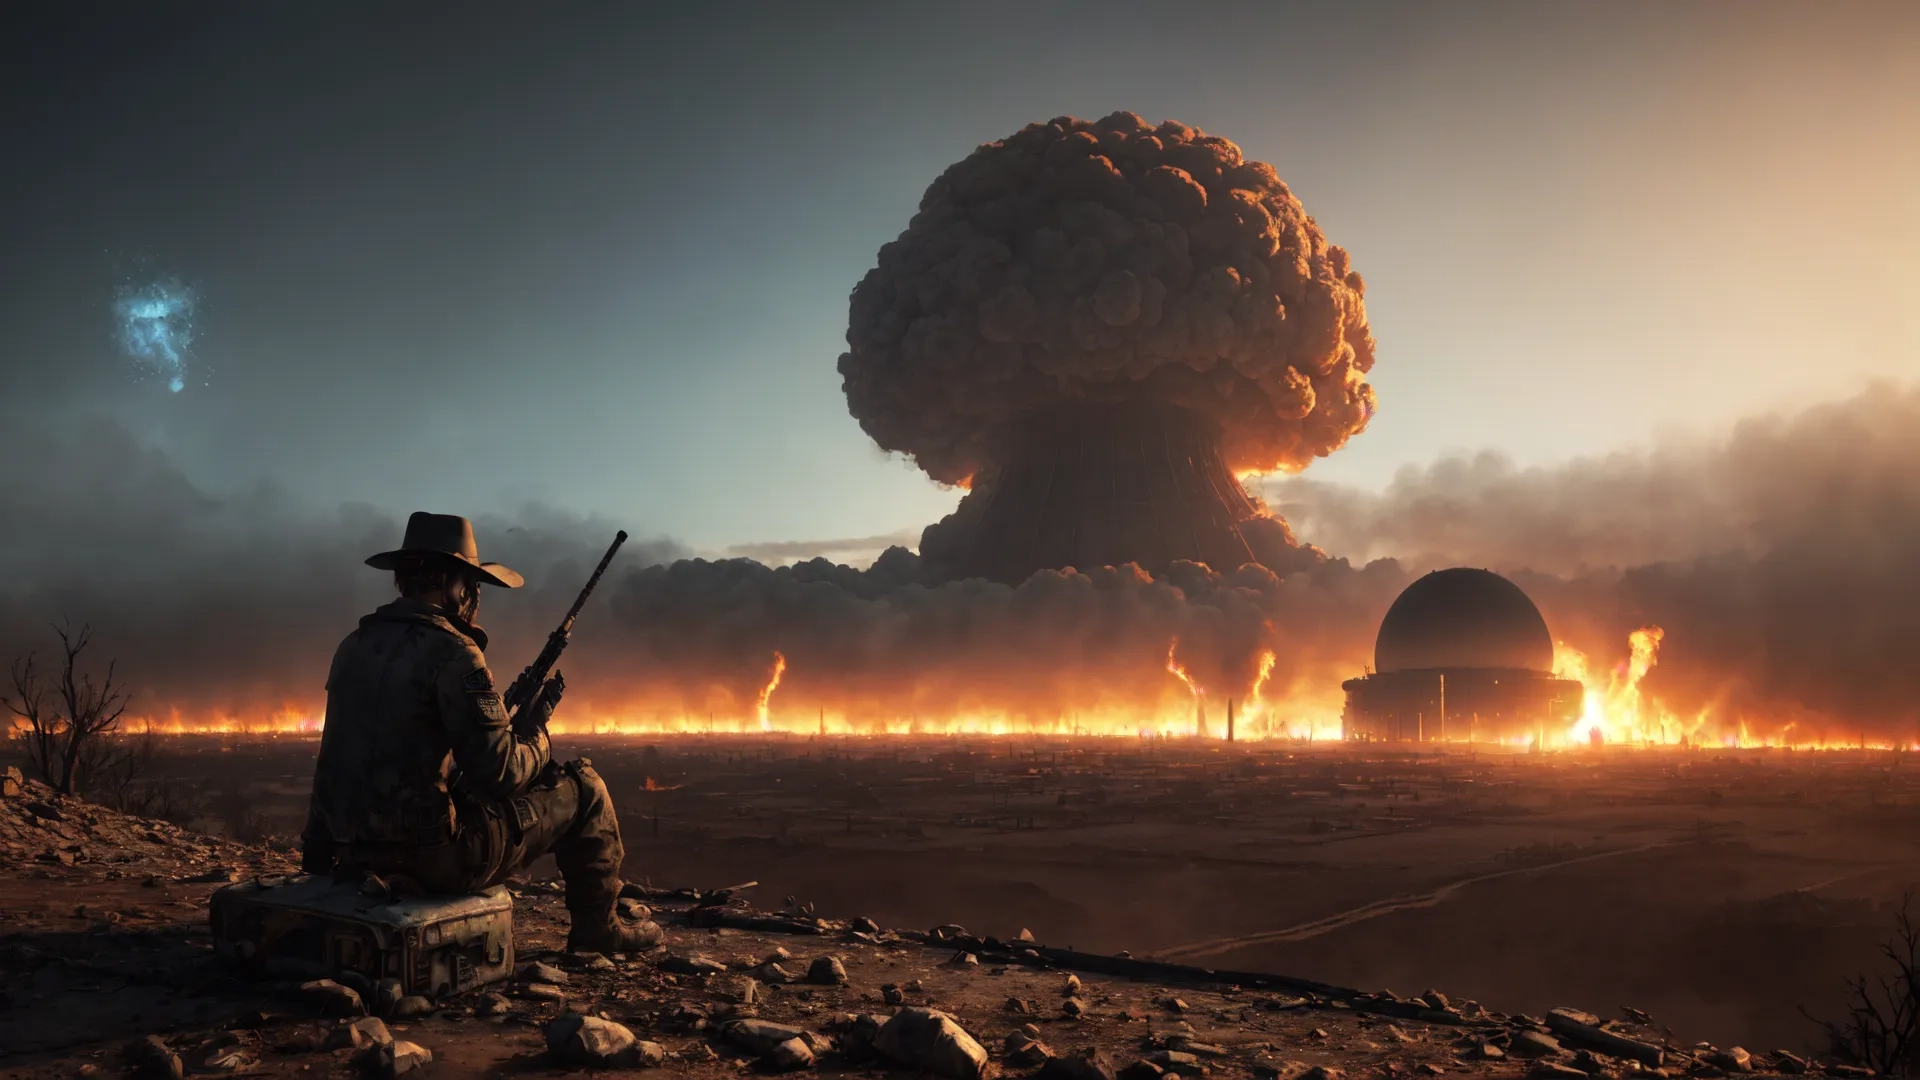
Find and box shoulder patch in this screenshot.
[475,692,509,724]
[462,667,495,692]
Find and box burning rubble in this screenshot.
[840,112,1374,584]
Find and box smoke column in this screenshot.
[839,113,1375,582]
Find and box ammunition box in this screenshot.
[209,875,513,998]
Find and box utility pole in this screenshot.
[1227,697,1236,742]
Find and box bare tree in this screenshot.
[1808,895,1920,1075]
[2,623,132,797]
[84,727,202,825]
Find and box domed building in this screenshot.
[1343,568,1583,743]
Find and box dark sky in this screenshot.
[4,1,1916,556]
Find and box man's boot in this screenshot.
[566,897,663,954]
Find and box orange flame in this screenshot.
[1240,648,1278,735]
[754,651,786,732]
[1165,638,1205,735]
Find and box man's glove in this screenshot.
[512,671,565,737]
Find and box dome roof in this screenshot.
[1374,568,1555,674]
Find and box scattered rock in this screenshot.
[1147,1050,1204,1077]
[1006,1031,1055,1068]
[1771,1050,1807,1075]
[661,952,729,975]
[1708,1048,1751,1073]
[371,978,403,1018]
[808,955,849,985]
[764,1036,816,1071]
[198,1047,256,1074]
[1547,1008,1664,1067]
[474,993,511,1017]
[327,1017,394,1052]
[363,1038,432,1078]
[1007,996,1035,1014]
[391,995,432,1019]
[851,916,881,933]
[722,1019,810,1055]
[1511,1031,1565,1058]
[300,979,366,1018]
[1421,989,1451,1010]
[1017,928,1037,942]
[1041,1049,1120,1080]
[1570,1050,1607,1075]
[883,985,906,1006]
[1466,1042,1505,1061]
[520,983,566,1002]
[520,960,569,985]
[1526,1065,1589,1080]
[1119,1060,1166,1080]
[546,1014,637,1066]
[1064,974,1083,995]
[1298,1067,1343,1080]
[126,1036,184,1080]
[180,866,238,883]
[872,1007,991,1080]
[1063,996,1088,1017]
[25,800,65,821]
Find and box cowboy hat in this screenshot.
[365,512,524,588]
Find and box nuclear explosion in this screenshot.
[840,112,1373,582]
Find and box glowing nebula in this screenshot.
[114,278,198,393]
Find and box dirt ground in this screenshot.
[4,735,1916,1074]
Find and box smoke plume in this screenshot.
[839,112,1376,486]
[1271,384,1920,732]
[5,385,1919,742]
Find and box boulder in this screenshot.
[327,1017,394,1052]
[300,979,366,1018]
[1546,1008,1663,1067]
[364,1039,432,1078]
[1040,1049,1119,1080]
[873,1007,991,1080]
[764,1036,816,1071]
[1510,1031,1565,1058]
[126,1036,185,1080]
[722,1018,809,1055]
[808,956,849,985]
[545,1014,636,1066]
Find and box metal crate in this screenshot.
[210,875,514,999]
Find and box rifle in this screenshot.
[504,530,628,732]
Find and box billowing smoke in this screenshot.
[839,114,1375,583]
[841,112,1375,484]
[0,421,686,723]
[5,385,1919,742]
[1270,384,1920,732]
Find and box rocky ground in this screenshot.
[0,768,1866,1080]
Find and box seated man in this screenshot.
[300,512,659,953]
